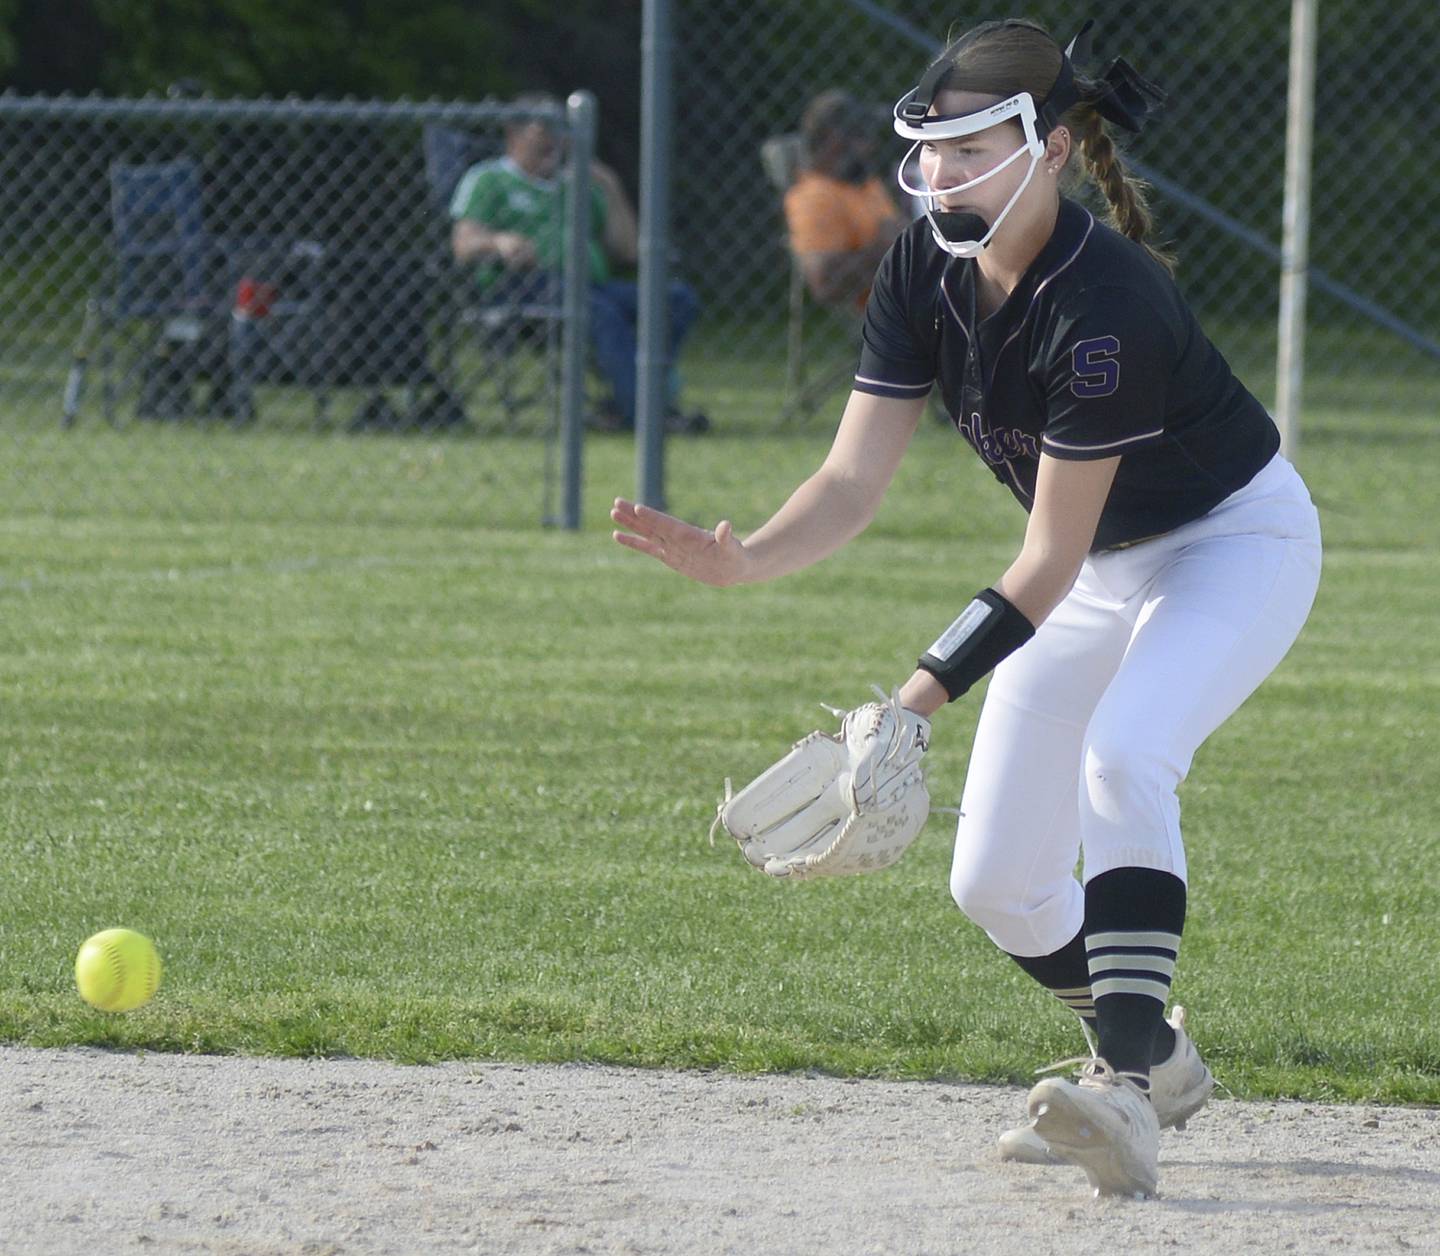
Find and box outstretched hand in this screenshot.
[611,498,753,587]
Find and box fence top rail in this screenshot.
[0,93,566,127]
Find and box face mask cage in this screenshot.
[892,91,1044,258]
[892,21,1090,258]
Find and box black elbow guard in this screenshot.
[917,588,1036,702]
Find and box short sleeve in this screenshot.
[853,230,936,400]
[449,165,498,223]
[1040,291,1178,460]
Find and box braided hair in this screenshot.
[1064,86,1175,272]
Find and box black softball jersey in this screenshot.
[854,198,1280,552]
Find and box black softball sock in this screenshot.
[1084,867,1188,1088]
[1005,930,1097,1039]
[1006,926,1177,1064]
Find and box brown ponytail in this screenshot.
[1066,99,1175,273]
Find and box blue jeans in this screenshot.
[588,279,700,425]
[484,273,700,425]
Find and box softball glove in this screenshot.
[709,686,931,879]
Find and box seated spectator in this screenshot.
[784,90,909,310]
[449,92,707,433]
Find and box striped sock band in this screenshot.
[1051,984,1098,1033]
[1085,930,1180,1004]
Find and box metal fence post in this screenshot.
[636,0,673,509]
[1276,0,1318,459]
[560,91,596,530]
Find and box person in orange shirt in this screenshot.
[783,90,910,310]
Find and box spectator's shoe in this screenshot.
[585,404,629,433]
[1027,1058,1160,1199]
[999,1006,1212,1165]
[664,408,710,435]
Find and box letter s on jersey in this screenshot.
[1070,335,1120,398]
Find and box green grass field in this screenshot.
[0,373,1436,1105]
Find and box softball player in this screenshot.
[613,18,1320,1198]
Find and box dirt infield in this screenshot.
[3,1045,1438,1255]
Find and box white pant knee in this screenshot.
[1080,735,1188,880]
[949,850,1082,957]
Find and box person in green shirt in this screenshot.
[450,94,706,432]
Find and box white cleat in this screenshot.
[1151,1005,1214,1132]
[1027,1058,1160,1199]
[997,1006,1213,1165]
[996,1122,1066,1165]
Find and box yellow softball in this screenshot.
[74,928,162,1012]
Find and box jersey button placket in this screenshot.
[964,350,982,433]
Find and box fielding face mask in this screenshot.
[892,21,1090,258]
[893,91,1047,258]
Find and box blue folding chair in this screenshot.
[109,160,213,319]
[62,160,229,426]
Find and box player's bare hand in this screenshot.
[611,498,753,587]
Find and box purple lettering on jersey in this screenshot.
[1070,335,1121,398]
[957,411,1039,466]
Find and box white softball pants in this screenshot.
[949,454,1322,957]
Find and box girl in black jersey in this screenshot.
[613,19,1321,1198]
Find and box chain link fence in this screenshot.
[669,0,1439,440]
[1,4,1434,531]
[0,95,592,529]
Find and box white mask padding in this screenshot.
[892,88,1040,143]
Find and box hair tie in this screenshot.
[1091,57,1167,133]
